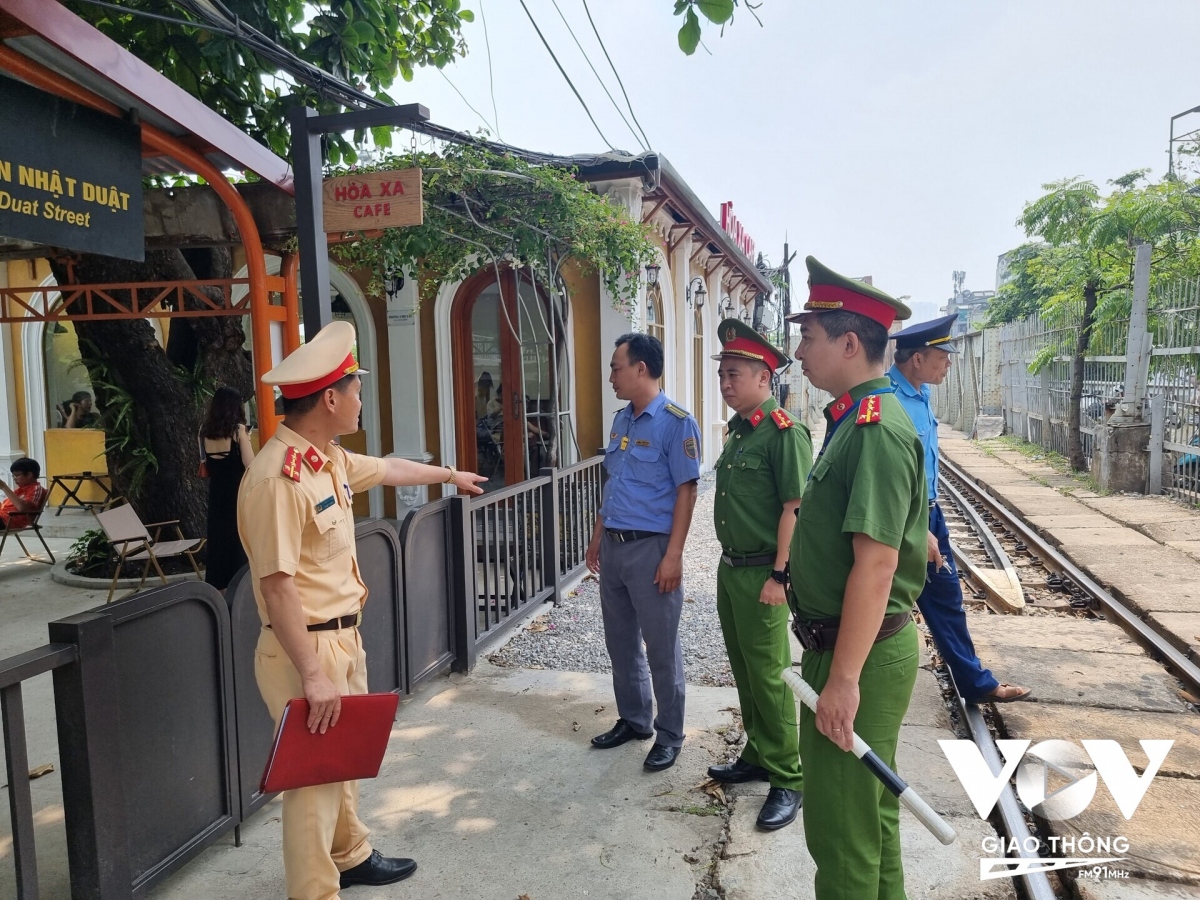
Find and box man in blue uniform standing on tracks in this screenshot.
[586,332,702,772]
[888,313,1031,704]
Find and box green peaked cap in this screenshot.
[712,318,791,372]
[784,256,911,328]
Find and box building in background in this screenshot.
[942,270,994,336]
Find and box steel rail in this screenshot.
[937,475,1025,614]
[931,476,1056,898]
[952,679,1059,900]
[941,458,1200,695]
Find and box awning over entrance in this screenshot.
[0,0,299,437]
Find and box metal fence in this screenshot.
[1148,276,1200,503]
[936,302,1130,471]
[0,458,603,900]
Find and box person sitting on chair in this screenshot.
[0,458,48,529]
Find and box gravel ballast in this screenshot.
[488,472,736,686]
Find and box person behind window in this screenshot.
[200,386,255,593]
[475,371,495,421]
[62,391,98,428]
[0,458,48,529]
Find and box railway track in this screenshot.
[930,459,1200,899]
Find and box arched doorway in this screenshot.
[451,267,571,492]
[233,259,383,517]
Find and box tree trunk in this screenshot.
[1067,283,1099,471]
[49,249,254,540]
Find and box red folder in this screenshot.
[260,692,399,793]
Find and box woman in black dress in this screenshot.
[200,386,255,592]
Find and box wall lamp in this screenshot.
[644,263,661,287]
[686,277,707,309]
[721,294,734,317]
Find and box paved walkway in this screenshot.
[940,428,1200,668]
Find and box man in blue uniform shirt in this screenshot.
[888,314,1031,704]
[586,332,702,771]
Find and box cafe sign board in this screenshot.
[322,168,423,233]
[0,76,144,261]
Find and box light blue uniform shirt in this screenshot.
[889,365,938,501]
[600,392,702,533]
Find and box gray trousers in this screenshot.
[598,531,686,747]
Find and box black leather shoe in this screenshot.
[643,743,681,771]
[707,757,770,784]
[756,788,802,831]
[339,850,417,888]
[591,718,654,749]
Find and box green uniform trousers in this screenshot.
[799,621,918,900]
[716,561,803,790]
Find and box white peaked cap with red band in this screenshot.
[262,320,368,399]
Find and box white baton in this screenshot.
[781,668,957,845]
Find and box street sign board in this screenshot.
[0,76,144,260]
[322,168,423,233]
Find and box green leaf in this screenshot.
[695,0,734,24]
[458,9,474,22]
[678,8,701,54]
[344,20,375,43]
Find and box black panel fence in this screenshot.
[0,456,602,900]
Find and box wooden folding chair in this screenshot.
[94,503,205,603]
[0,494,54,565]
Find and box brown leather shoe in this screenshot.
[979,683,1033,703]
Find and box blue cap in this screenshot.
[891,313,959,352]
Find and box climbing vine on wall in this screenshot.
[327,143,658,306]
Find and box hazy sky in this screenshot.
[394,0,1200,323]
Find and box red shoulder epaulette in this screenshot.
[771,408,793,430]
[282,447,302,482]
[748,407,765,427]
[855,394,883,426]
[303,446,323,471]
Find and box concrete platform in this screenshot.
[997,704,1200,779]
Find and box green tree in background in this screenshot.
[993,171,1200,470]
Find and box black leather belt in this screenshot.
[721,552,776,568]
[791,611,911,653]
[605,529,664,544]
[308,611,362,632]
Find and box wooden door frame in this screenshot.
[451,266,523,486]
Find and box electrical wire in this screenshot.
[478,0,502,140]
[515,0,617,153]
[162,0,658,174]
[548,0,644,151]
[580,0,651,150]
[72,0,236,35]
[437,68,496,135]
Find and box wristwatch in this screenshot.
[443,464,457,485]
[769,568,788,585]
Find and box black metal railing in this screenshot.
[2,643,78,900]
[469,477,555,643]
[544,456,604,582]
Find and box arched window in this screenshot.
[693,307,705,455]
[646,284,665,387]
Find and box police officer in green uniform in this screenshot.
[708,319,810,830]
[786,257,928,900]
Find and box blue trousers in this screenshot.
[918,503,999,702]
